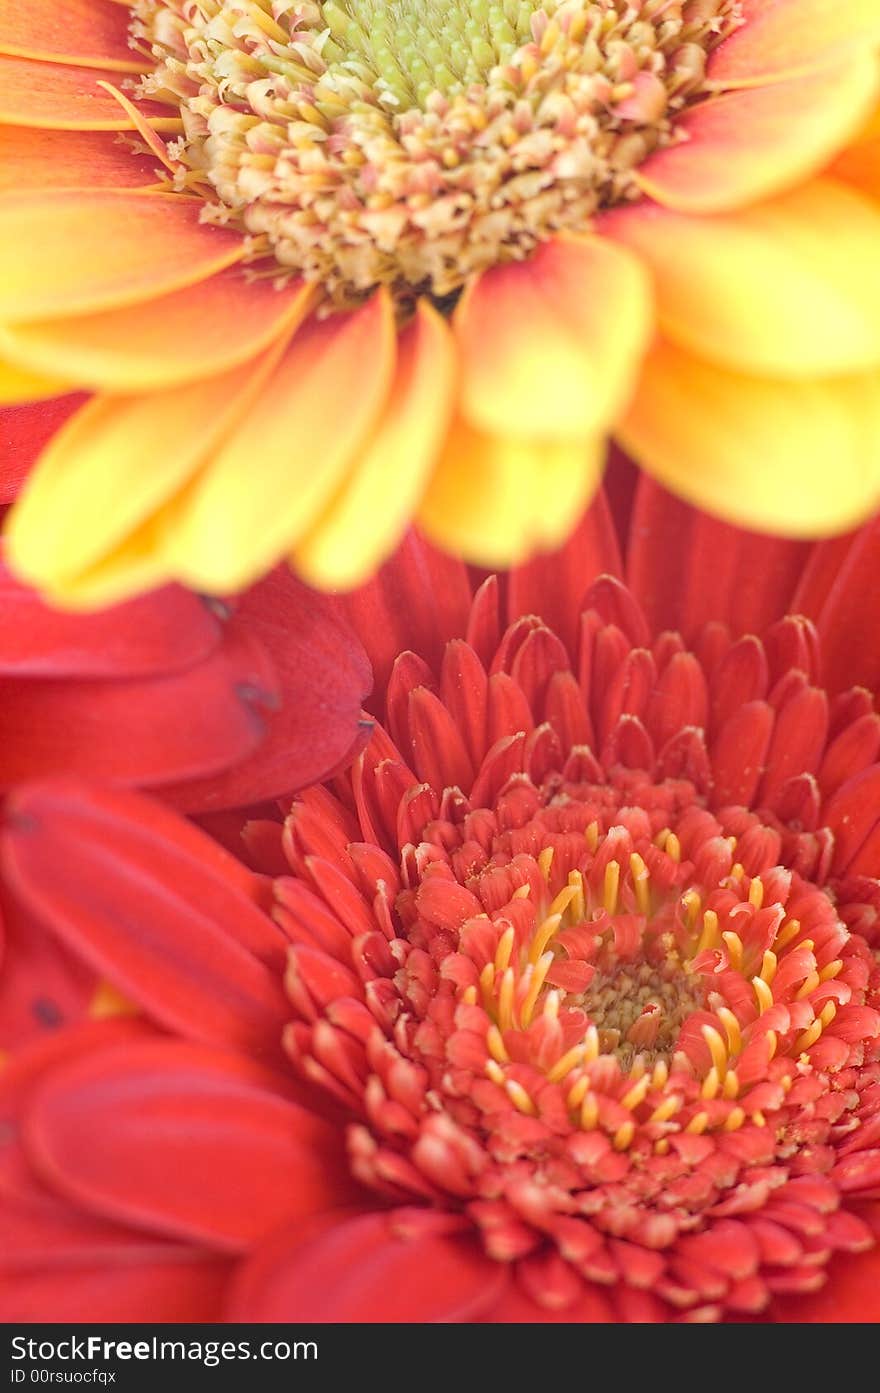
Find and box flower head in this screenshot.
[1,0,879,604]
[3,477,880,1323]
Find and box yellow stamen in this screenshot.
[621,1075,650,1111]
[603,859,620,913]
[721,930,744,972]
[685,1111,710,1134]
[487,1024,509,1063]
[760,950,777,985]
[538,846,554,880]
[716,1006,741,1055]
[748,877,764,909]
[495,925,515,973]
[752,976,774,1014]
[629,852,651,915]
[613,1120,635,1150]
[506,1079,537,1115]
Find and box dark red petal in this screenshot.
[162,568,373,813]
[810,516,880,695]
[823,765,880,873]
[0,567,221,678]
[711,701,775,806]
[627,476,809,641]
[2,781,290,1059]
[336,530,473,702]
[228,1211,509,1321]
[758,685,828,806]
[0,396,88,503]
[0,626,277,791]
[24,1039,353,1251]
[0,893,95,1049]
[0,1254,231,1322]
[770,1245,880,1322]
[506,491,622,653]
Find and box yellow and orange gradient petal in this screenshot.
[0,0,879,608]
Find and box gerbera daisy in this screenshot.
[0,553,371,809]
[0,0,879,607]
[3,476,880,1323]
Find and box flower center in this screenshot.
[133,0,741,307]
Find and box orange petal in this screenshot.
[0,0,147,72]
[419,417,604,567]
[601,179,880,378]
[707,0,880,87]
[831,108,880,202]
[5,340,289,593]
[0,55,179,131]
[618,338,880,537]
[634,54,880,213]
[0,268,314,392]
[0,127,160,194]
[454,234,652,441]
[295,300,456,589]
[162,293,397,593]
[0,192,247,323]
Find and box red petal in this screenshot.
[0,1255,231,1322]
[771,1246,880,1322]
[506,490,622,653]
[811,516,880,695]
[0,625,278,790]
[0,893,95,1049]
[336,530,472,704]
[0,567,220,678]
[0,396,88,502]
[823,765,880,872]
[229,1211,509,1321]
[24,1038,351,1250]
[627,476,809,640]
[711,701,775,806]
[161,568,372,812]
[2,781,290,1058]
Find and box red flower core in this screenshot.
[278,576,880,1321]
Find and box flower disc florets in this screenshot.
[133,0,741,306]
[277,580,880,1319]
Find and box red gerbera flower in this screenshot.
[2,477,880,1323]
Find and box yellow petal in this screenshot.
[294,300,456,590]
[0,358,71,404]
[0,192,246,324]
[618,338,880,537]
[0,269,314,392]
[162,293,396,593]
[707,0,880,88]
[634,53,880,214]
[419,417,605,568]
[454,234,652,440]
[601,179,880,379]
[5,342,287,592]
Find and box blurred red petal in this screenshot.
[24,1038,353,1250]
[0,396,87,503]
[162,568,373,812]
[229,1211,509,1321]
[0,566,221,678]
[627,476,810,640]
[2,781,289,1058]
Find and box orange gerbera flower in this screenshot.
[1,0,879,606]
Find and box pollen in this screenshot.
[132,0,742,308]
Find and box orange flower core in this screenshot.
[132,0,741,306]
